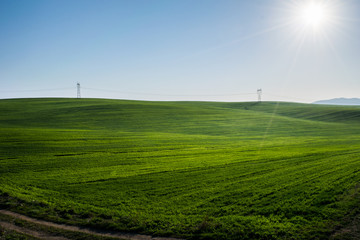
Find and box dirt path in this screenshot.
[0,221,69,240]
[0,210,184,240]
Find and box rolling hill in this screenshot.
[1,98,360,239]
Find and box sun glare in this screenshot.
[301,2,327,27]
[295,1,333,31]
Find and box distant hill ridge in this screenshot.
[313,98,360,105]
[1,98,360,132]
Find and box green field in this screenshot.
[1,98,360,239]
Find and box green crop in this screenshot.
[1,98,360,239]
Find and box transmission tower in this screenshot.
[257,88,262,102]
[77,82,81,98]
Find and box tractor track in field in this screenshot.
[0,210,184,240]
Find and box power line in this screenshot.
[0,85,316,103]
[0,86,256,98]
[82,87,256,97]
[263,93,314,102]
[0,87,73,93]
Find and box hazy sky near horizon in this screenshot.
[1,0,360,102]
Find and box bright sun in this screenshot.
[296,1,331,30]
[301,3,326,26]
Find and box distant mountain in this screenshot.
[313,98,360,105]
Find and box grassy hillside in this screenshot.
[1,98,360,239]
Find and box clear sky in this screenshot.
[1,0,359,102]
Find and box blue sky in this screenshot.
[1,0,359,102]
